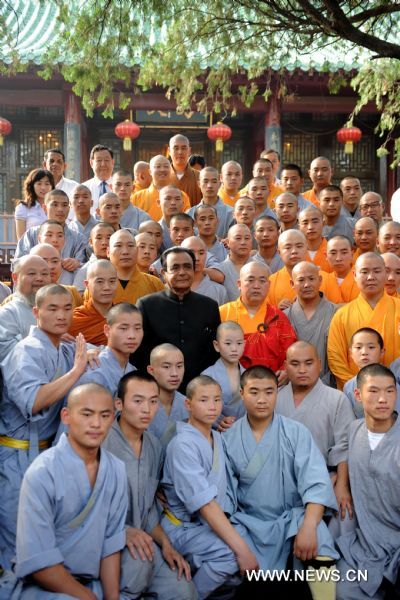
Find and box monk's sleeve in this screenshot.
[16,466,62,577]
[0,306,25,364]
[102,459,128,558]
[293,423,338,513]
[221,437,238,516]
[328,393,355,467]
[327,309,354,389]
[167,440,218,513]
[71,233,86,265]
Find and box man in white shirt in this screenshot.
[81,144,115,213]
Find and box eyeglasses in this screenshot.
[360,201,381,210]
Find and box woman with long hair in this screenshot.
[14,168,55,240]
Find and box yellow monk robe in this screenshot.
[327,292,400,389]
[324,271,359,304]
[2,285,82,309]
[69,298,108,345]
[218,187,241,208]
[303,188,320,207]
[133,181,147,194]
[131,184,191,221]
[267,266,330,307]
[114,267,164,304]
[305,238,332,273]
[220,296,269,333]
[239,183,283,209]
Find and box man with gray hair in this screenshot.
[0,255,50,363]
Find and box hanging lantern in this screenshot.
[115,119,141,151]
[207,122,232,152]
[336,126,362,154]
[0,117,12,146]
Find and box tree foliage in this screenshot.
[1,0,400,163]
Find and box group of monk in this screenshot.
[0,133,400,600]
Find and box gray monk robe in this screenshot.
[277,379,355,467]
[336,417,400,600]
[284,294,338,381]
[103,419,197,600]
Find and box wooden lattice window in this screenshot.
[18,128,63,170]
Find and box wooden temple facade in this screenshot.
[0,68,398,221]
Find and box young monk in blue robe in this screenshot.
[336,364,400,600]
[223,365,339,599]
[14,383,128,599]
[74,302,142,396]
[0,284,90,570]
[147,343,188,447]
[103,370,196,600]
[160,375,258,599]
[202,321,245,432]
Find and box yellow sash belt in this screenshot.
[164,508,182,526]
[0,435,51,450]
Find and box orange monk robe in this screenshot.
[303,188,320,207]
[327,292,400,389]
[2,285,82,309]
[218,187,241,208]
[114,267,165,304]
[131,184,191,221]
[305,238,332,273]
[239,183,283,209]
[323,271,359,304]
[170,165,202,207]
[69,298,108,345]
[267,266,330,307]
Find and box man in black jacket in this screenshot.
[135,247,220,390]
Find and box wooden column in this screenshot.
[64,91,82,181]
[264,91,282,159]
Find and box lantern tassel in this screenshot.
[0,135,3,146]
[123,138,132,152]
[216,139,223,152]
[344,141,353,154]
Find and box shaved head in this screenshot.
[150,343,183,364]
[278,229,307,248]
[221,161,242,173]
[169,134,190,148]
[240,260,271,280]
[87,259,117,279]
[287,340,318,359]
[13,254,49,276]
[30,243,60,260]
[67,383,113,409]
[299,206,323,221]
[355,251,385,271]
[98,192,119,208]
[291,261,320,278]
[110,228,135,246]
[134,161,149,176]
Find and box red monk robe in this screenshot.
[69,298,108,346]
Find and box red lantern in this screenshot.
[115,119,141,151]
[0,117,12,146]
[336,126,362,154]
[207,122,232,152]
